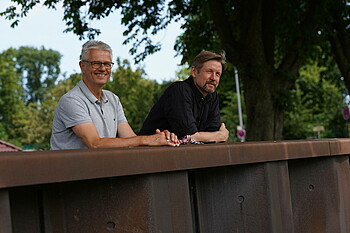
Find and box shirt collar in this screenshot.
[185,76,213,102]
[77,80,109,104]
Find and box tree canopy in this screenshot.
[0,48,25,145]
[15,46,61,104]
[0,47,62,148]
[1,0,350,141]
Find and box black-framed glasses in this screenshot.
[81,60,114,69]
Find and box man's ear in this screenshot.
[191,66,197,77]
[79,61,85,73]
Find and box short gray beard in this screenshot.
[201,83,216,93]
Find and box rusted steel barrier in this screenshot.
[0,139,349,233]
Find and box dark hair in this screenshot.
[191,50,227,71]
[80,40,113,60]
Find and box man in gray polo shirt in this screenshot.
[50,40,179,150]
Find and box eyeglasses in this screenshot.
[81,60,114,69]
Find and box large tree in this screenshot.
[0,48,26,145]
[1,0,348,141]
[0,47,62,148]
[175,0,334,141]
[15,46,61,104]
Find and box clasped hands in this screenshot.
[149,129,180,147]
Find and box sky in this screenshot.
[0,1,184,83]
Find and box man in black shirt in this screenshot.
[139,51,229,143]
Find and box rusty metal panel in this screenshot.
[265,162,294,233]
[0,139,339,189]
[0,189,13,233]
[191,161,294,233]
[147,172,194,233]
[329,138,350,155]
[9,186,42,233]
[289,156,350,233]
[1,140,350,233]
[41,171,193,233]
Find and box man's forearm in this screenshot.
[191,131,228,142]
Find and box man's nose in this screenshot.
[98,64,107,71]
[209,72,216,80]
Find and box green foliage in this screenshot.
[0,48,26,146]
[13,73,81,150]
[15,46,61,104]
[284,61,345,139]
[15,102,52,150]
[0,46,62,149]
[174,0,223,65]
[0,0,191,63]
[105,58,161,133]
[1,0,350,144]
[3,0,350,141]
[220,90,243,142]
[174,64,191,81]
[216,64,243,142]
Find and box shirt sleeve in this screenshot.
[163,83,198,138]
[114,96,127,124]
[57,95,92,129]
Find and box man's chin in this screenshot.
[202,87,216,94]
[94,76,109,83]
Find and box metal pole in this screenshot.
[235,69,245,142]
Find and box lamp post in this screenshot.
[235,69,245,142]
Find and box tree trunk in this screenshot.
[327,2,350,94]
[328,27,350,92]
[239,65,285,141]
[208,0,313,141]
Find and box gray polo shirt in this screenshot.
[50,80,127,150]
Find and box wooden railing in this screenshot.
[1,139,350,233]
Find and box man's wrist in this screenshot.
[138,135,149,146]
[179,135,201,144]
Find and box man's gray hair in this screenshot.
[80,40,113,60]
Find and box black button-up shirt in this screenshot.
[138,76,221,138]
